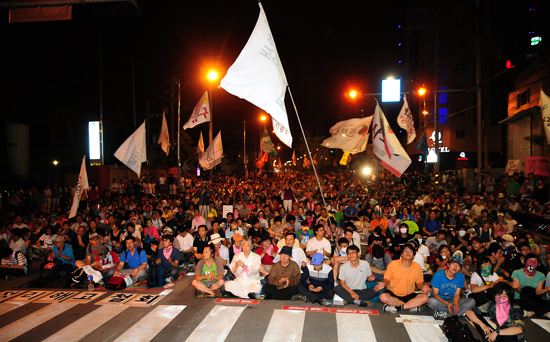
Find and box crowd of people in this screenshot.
[2,168,550,341]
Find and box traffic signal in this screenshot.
[506,60,516,69]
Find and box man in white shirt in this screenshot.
[11,216,28,230]
[273,232,308,267]
[176,225,194,264]
[9,229,26,254]
[306,224,332,264]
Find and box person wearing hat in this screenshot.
[94,245,119,282]
[428,254,476,319]
[376,243,431,313]
[52,235,75,273]
[225,238,268,299]
[297,252,334,306]
[209,233,229,267]
[263,245,301,300]
[256,233,278,272]
[75,232,103,269]
[155,234,180,282]
[228,232,245,264]
[0,245,27,280]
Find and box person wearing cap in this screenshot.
[75,232,104,269]
[264,245,301,300]
[376,243,431,313]
[155,234,180,282]
[428,254,476,319]
[52,235,75,273]
[193,225,210,262]
[500,234,515,257]
[225,238,268,299]
[334,245,376,307]
[210,233,229,267]
[227,232,245,263]
[256,233,278,272]
[176,225,195,265]
[94,245,119,282]
[298,252,334,306]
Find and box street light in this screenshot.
[207,70,218,81]
[349,90,357,98]
[261,115,267,121]
[417,87,427,96]
[363,167,371,175]
[53,160,59,166]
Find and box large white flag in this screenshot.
[321,117,373,153]
[372,101,411,177]
[158,113,170,156]
[396,95,416,144]
[541,89,550,144]
[219,3,292,147]
[183,91,210,130]
[199,131,223,170]
[69,156,89,219]
[114,121,147,177]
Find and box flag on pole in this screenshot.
[261,128,280,158]
[114,121,147,177]
[321,117,373,153]
[256,152,269,169]
[219,3,292,147]
[199,131,223,170]
[541,88,550,144]
[69,156,89,219]
[414,132,429,154]
[396,95,416,144]
[292,150,296,166]
[183,91,210,130]
[158,113,170,156]
[340,152,350,165]
[372,101,412,177]
[197,131,205,160]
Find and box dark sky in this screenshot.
[1,0,405,169]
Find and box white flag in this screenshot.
[541,89,550,144]
[158,113,170,156]
[183,91,210,130]
[321,117,373,153]
[197,131,205,160]
[69,156,89,219]
[199,131,223,170]
[220,3,292,147]
[114,121,147,177]
[396,95,416,144]
[372,102,411,177]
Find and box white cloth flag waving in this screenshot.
[199,131,223,170]
[183,91,211,130]
[372,101,411,177]
[396,95,416,144]
[69,156,89,219]
[114,121,147,177]
[158,113,170,156]
[321,117,373,154]
[541,89,550,144]
[220,3,292,147]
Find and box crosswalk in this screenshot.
[0,289,549,342]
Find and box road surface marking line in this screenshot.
[185,305,245,341]
[113,305,186,342]
[262,309,305,342]
[336,312,377,342]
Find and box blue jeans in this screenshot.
[427,297,476,316]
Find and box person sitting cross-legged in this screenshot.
[334,245,377,307]
[225,238,268,299]
[376,243,431,313]
[263,246,301,300]
[298,253,334,306]
[155,234,180,283]
[114,236,148,282]
[191,243,225,297]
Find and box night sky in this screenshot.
[1,0,406,173]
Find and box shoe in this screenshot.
[5,275,16,281]
[409,306,422,313]
[264,293,273,300]
[291,294,305,301]
[434,310,449,319]
[523,310,533,318]
[248,292,256,299]
[358,300,373,308]
[383,304,398,313]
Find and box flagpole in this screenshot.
[177,79,181,189]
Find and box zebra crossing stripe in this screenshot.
[0,302,26,317]
[185,305,245,341]
[113,305,186,342]
[0,302,77,342]
[336,313,377,342]
[41,306,129,342]
[262,309,305,342]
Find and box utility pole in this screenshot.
[176,80,181,189]
[476,0,483,191]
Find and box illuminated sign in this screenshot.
[531,37,542,46]
[88,121,101,160]
[382,78,401,102]
[457,152,468,161]
[427,149,438,163]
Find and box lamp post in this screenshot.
[175,79,181,189]
[207,70,218,146]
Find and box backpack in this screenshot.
[106,275,128,290]
[441,315,479,342]
[39,259,62,278]
[147,264,164,288]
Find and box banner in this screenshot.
[69,156,89,219]
[114,121,147,177]
[372,101,411,177]
[340,152,350,165]
[541,89,550,144]
[219,3,292,147]
[256,152,268,169]
[261,128,280,158]
[158,113,170,156]
[321,117,372,153]
[396,95,416,144]
[183,91,210,130]
[199,131,223,170]
[526,156,550,177]
[505,159,520,175]
[414,132,429,153]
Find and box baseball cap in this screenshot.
[233,233,244,242]
[310,253,324,265]
[449,255,463,266]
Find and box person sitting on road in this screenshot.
[332,237,350,282]
[155,234,180,283]
[52,235,75,275]
[273,232,309,267]
[263,246,301,300]
[0,245,27,280]
[210,233,229,268]
[511,253,550,318]
[228,233,245,263]
[469,256,500,307]
[225,238,268,299]
[376,243,431,313]
[191,243,225,297]
[193,225,210,262]
[365,244,392,282]
[334,245,377,307]
[114,236,148,282]
[175,225,194,265]
[256,233,278,273]
[298,252,334,306]
[296,220,315,250]
[306,224,332,265]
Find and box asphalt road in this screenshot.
[0,272,549,342]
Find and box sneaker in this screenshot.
[524,310,533,318]
[248,292,256,299]
[5,275,16,281]
[358,300,373,308]
[434,310,449,319]
[383,304,398,313]
[409,306,422,313]
[291,294,305,301]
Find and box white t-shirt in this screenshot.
[413,244,430,271]
[218,245,230,264]
[507,220,517,234]
[176,233,194,252]
[306,237,332,256]
[469,272,499,292]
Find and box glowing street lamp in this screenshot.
[349,90,358,98]
[207,70,218,81]
[53,160,59,166]
[363,167,371,175]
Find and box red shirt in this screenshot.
[256,244,279,265]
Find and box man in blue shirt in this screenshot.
[344,201,358,222]
[428,255,475,319]
[115,236,148,282]
[52,235,75,274]
[422,211,442,236]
